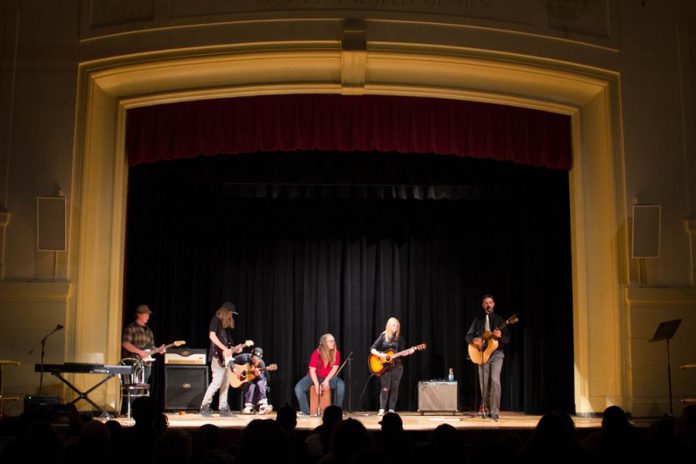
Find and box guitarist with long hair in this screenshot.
[370,317,414,416]
[465,294,510,422]
[200,301,243,417]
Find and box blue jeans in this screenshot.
[243,377,268,405]
[294,375,345,414]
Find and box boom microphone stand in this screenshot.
[335,351,353,412]
[28,324,64,395]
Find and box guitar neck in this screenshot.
[392,346,417,359]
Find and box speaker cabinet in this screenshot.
[632,204,661,258]
[418,381,457,414]
[165,365,209,411]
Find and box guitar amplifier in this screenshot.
[164,348,207,365]
[418,381,458,414]
[165,365,209,410]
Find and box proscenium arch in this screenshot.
[69,46,627,415]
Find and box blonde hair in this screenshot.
[318,333,336,367]
[384,317,400,343]
[215,306,235,329]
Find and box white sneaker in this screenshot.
[388,409,395,413]
[242,404,254,414]
[258,404,273,415]
[378,409,385,416]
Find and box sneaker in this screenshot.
[491,412,499,422]
[378,409,385,416]
[242,405,254,414]
[219,407,235,418]
[388,409,395,413]
[200,405,212,417]
[297,411,310,417]
[258,404,273,415]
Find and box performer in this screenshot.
[121,304,163,383]
[232,346,273,415]
[294,333,345,416]
[200,302,241,417]
[371,317,413,416]
[465,294,510,421]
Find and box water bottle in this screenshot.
[448,368,454,382]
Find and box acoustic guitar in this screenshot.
[216,339,254,368]
[229,363,278,388]
[368,343,427,376]
[467,314,519,365]
[141,340,186,363]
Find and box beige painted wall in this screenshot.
[0,0,694,417]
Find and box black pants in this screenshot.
[379,363,403,410]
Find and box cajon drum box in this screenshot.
[309,387,332,416]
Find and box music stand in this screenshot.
[649,319,681,416]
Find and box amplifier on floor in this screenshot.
[418,381,458,414]
[164,348,207,365]
[164,365,209,411]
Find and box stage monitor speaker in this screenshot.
[632,204,661,258]
[37,196,66,251]
[418,381,457,414]
[165,365,209,411]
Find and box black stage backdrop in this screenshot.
[124,151,574,414]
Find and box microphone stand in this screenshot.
[335,351,353,413]
[28,325,63,395]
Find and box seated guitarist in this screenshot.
[464,294,510,422]
[371,317,413,416]
[232,346,273,415]
[200,301,242,417]
[294,333,345,416]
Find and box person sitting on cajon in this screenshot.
[294,333,344,416]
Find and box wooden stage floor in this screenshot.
[112,410,610,432]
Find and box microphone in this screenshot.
[56,324,64,331]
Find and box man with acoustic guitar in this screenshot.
[465,294,510,422]
[200,301,245,417]
[231,346,274,415]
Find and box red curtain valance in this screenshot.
[126,94,571,170]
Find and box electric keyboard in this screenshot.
[34,363,135,418]
[35,363,133,375]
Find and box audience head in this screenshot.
[330,418,372,463]
[276,403,297,432]
[322,405,343,425]
[379,412,403,434]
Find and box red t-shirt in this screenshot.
[307,348,341,379]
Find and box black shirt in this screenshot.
[208,316,233,361]
[371,332,406,355]
[465,312,511,346]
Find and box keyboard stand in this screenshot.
[47,371,117,418]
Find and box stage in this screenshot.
[111,410,609,432]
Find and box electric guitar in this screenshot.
[368,343,427,376]
[141,340,186,363]
[229,363,278,388]
[467,314,519,365]
[215,339,254,367]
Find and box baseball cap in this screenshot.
[221,301,239,315]
[135,304,152,315]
